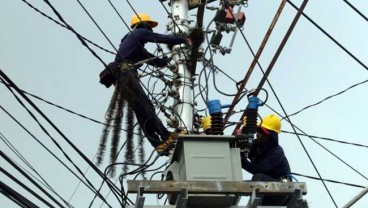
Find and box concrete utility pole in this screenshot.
[170,0,194,131]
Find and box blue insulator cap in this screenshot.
[247,96,261,109]
[208,100,222,114]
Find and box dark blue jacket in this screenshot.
[115,28,186,68]
[241,137,291,180]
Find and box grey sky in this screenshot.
[1,0,368,207]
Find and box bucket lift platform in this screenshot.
[126,135,307,208]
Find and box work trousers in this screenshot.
[252,173,290,206]
[119,70,170,148]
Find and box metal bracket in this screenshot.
[176,188,188,208]
[135,186,146,208]
[287,189,302,208]
[247,188,262,208]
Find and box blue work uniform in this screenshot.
[114,28,186,148]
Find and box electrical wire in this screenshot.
[0,166,56,208]
[342,0,368,23]
[0,71,119,207]
[292,172,366,189]
[19,0,115,55]
[0,132,75,208]
[283,78,368,119]
[282,130,368,149]
[0,151,65,208]
[0,104,107,202]
[287,0,368,71]
[226,0,338,205]
[42,0,107,66]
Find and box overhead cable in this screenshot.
[282,130,368,149]
[0,181,39,208]
[224,0,287,124]
[266,103,368,181]
[287,0,368,71]
[1,151,63,208]
[0,70,118,207]
[0,132,74,208]
[230,0,338,206]
[292,172,365,189]
[42,0,107,66]
[342,0,368,22]
[19,0,115,55]
[284,78,368,119]
[0,105,108,202]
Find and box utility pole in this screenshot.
[170,0,194,131]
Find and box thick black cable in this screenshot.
[19,0,115,55]
[228,1,338,206]
[74,0,117,52]
[0,151,61,208]
[342,0,368,23]
[0,71,118,206]
[42,0,107,67]
[0,104,108,203]
[282,130,368,148]
[266,103,368,181]
[284,78,368,119]
[0,132,74,208]
[0,79,141,137]
[292,172,365,189]
[287,0,368,71]
[0,181,39,208]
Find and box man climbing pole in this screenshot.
[99,13,191,156]
[241,114,292,205]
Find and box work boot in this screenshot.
[164,132,179,146]
[155,143,171,156]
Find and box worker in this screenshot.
[241,114,292,205]
[100,13,191,155]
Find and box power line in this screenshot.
[282,130,368,149]
[292,172,365,189]
[42,0,107,66]
[284,78,368,119]
[229,0,338,206]
[287,0,368,71]
[1,151,64,208]
[342,0,368,23]
[266,103,368,181]
[74,0,117,52]
[0,104,109,200]
[0,71,118,207]
[0,181,39,208]
[19,0,115,55]
[0,132,74,208]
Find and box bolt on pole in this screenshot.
[171,0,194,131]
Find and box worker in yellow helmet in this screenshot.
[100,13,191,155]
[241,114,292,205]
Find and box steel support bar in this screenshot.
[233,0,309,133]
[127,180,307,195]
[286,189,302,208]
[176,188,188,208]
[247,188,262,208]
[223,0,287,126]
[342,185,368,208]
[135,187,145,208]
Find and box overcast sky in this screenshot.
[1,0,368,207]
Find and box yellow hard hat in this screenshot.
[130,13,158,29]
[259,114,281,134]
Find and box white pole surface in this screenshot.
[170,0,194,131]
